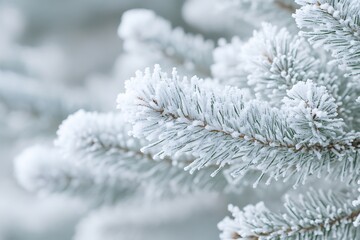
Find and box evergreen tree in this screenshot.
[10,0,360,239]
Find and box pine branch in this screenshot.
[219,188,360,239]
[15,145,137,206]
[119,65,360,187]
[241,23,319,102]
[283,80,344,145]
[316,71,360,130]
[119,65,253,174]
[118,9,214,77]
[55,110,231,196]
[294,0,360,76]
[211,23,360,128]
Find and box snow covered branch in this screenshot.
[9,2,360,238]
[211,23,319,94]
[241,23,319,101]
[119,65,360,187]
[219,188,360,239]
[316,71,360,130]
[55,110,230,197]
[283,80,344,145]
[294,0,360,76]
[211,23,360,128]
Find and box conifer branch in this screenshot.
[283,80,345,145]
[9,2,360,238]
[294,0,360,76]
[219,188,360,239]
[241,23,319,102]
[119,65,360,187]
[211,23,360,128]
[55,110,231,196]
[316,71,360,130]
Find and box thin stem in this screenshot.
[139,97,360,154]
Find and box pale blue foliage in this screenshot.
[294,0,360,76]
[242,23,319,101]
[211,22,360,129]
[283,80,344,145]
[55,110,232,197]
[219,189,360,239]
[119,65,360,188]
[10,1,360,239]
